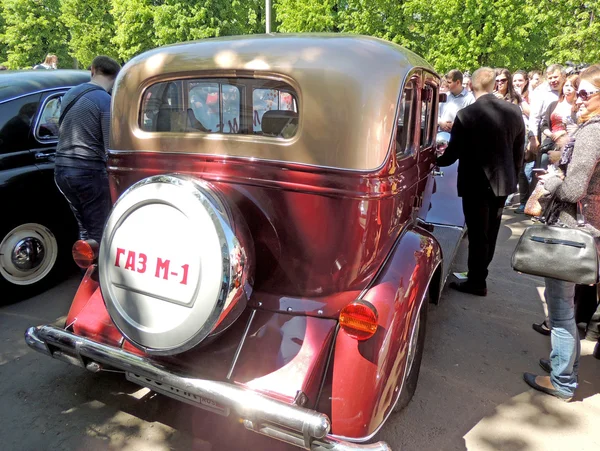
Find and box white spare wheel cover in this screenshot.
[99,175,253,355]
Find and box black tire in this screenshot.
[394,291,429,412]
[0,218,77,303]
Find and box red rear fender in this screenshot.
[329,226,442,439]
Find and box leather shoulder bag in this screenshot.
[511,197,599,285]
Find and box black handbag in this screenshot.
[511,198,600,285]
[539,137,556,154]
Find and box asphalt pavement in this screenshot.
[1,208,599,451]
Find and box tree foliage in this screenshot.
[399,0,542,73]
[153,0,262,45]
[275,0,337,32]
[0,0,598,71]
[0,2,7,64]
[61,0,118,67]
[111,0,157,62]
[537,0,600,65]
[1,0,72,69]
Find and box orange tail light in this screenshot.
[339,300,378,341]
[72,240,99,269]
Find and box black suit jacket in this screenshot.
[437,94,525,197]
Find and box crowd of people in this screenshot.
[438,64,600,402]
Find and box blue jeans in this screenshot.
[54,167,112,243]
[544,277,580,397]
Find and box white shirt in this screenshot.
[440,89,475,123]
[529,82,560,139]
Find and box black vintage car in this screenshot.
[0,70,90,300]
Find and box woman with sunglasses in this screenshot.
[493,68,521,105]
[524,64,600,401]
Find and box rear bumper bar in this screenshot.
[25,325,391,451]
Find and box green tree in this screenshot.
[1,0,72,69]
[274,0,338,32]
[401,0,540,73]
[0,2,7,64]
[337,0,408,43]
[111,0,157,62]
[536,0,600,65]
[153,0,263,46]
[61,0,118,67]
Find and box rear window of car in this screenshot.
[140,78,299,139]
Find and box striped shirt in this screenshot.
[55,83,111,171]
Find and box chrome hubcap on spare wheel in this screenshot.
[0,224,58,285]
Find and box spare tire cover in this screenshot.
[99,175,252,355]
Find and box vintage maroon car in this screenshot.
[26,34,464,450]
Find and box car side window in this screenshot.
[0,93,42,152]
[36,94,64,140]
[420,85,435,148]
[396,80,416,157]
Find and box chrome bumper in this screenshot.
[25,326,391,451]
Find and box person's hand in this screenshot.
[439,121,451,132]
[493,91,504,99]
[550,130,566,141]
[528,136,539,154]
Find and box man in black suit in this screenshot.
[437,67,525,296]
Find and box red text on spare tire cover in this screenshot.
[114,247,190,285]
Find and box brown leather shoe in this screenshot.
[449,280,487,296]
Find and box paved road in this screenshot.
[1,210,599,451]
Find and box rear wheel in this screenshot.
[394,292,428,412]
[0,220,75,302]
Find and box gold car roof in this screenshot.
[110,33,435,171]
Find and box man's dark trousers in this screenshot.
[55,166,111,243]
[462,189,507,287]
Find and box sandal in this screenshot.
[532,321,551,336]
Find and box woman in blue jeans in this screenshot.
[523,65,600,401]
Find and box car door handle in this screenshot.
[35,150,56,160]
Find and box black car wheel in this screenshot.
[394,292,428,412]
[0,219,74,302]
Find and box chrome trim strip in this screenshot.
[417,220,465,232]
[32,90,68,144]
[0,86,75,105]
[245,422,392,451]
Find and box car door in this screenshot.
[417,74,465,228]
[0,93,43,201]
[415,73,465,282]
